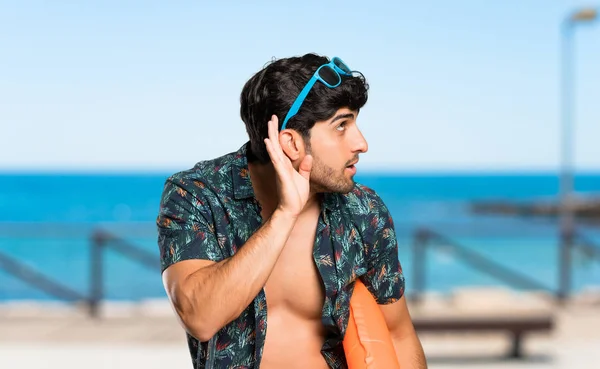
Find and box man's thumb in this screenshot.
[298,155,313,180]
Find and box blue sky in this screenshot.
[1,0,598,172]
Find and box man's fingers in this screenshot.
[264,138,280,167]
[265,137,290,173]
[267,116,286,162]
[268,115,281,150]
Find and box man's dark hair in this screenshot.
[240,53,369,163]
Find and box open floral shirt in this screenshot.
[156,142,405,369]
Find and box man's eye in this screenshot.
[336,122,347,131]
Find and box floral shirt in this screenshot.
[156,142,405,369]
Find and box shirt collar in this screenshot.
[232,142,255,200]
[322,192,340,212]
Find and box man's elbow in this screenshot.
[170,288,220,342]
[388,318,417,341]
[391,327,427,369]
[183,319,219,343]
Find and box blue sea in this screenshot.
[1,172,599,302]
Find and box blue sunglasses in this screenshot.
[280,57,352,130]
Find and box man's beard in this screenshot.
[306,144,356,194]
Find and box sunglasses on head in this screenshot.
[280,57,352,130]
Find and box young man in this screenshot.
[157,53,426,369]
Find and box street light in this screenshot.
[571,8,598,21]
[558,7,597,301]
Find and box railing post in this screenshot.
[558,227,574,303]
[412,228,427,305]
[89,230,106,318]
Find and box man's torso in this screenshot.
[260,200,329,369]
[156,143,404,369]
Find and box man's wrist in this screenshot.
[271,208,299,223]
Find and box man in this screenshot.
[157,53,427,368]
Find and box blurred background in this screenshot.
[1,1,599,368]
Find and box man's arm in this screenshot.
[358,187,427,368]
[379,297,427,369]
[162,209,296,342]
[160,115,313,342]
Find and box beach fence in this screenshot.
[1,222,600,315]
[1,221,600,360]
[0,223,161,317]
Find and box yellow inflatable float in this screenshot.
[343,279,401,369]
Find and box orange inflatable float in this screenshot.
[343,279,400,369]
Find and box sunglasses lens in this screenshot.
[333,58,351,74]
[318,66,341,86]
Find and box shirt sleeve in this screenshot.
[156,175,225,273]
[360,193,405,304]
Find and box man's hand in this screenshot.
[264,115,313,218]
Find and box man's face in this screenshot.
[306,108,368,194]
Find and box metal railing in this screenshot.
[558,229,600,301]
[2,222,598,315]
[0,249,88,303]
[88,229,159,317]
[411,226,600,303]
[0,224,158,318]
[575,232,600,261]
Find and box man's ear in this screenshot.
[279,130,307,162]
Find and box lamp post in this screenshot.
[558,7,597,302]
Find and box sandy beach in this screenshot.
[1,288,599,369]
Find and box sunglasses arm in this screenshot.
[280,74,319,130]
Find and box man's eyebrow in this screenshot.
[329,113,355,124]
